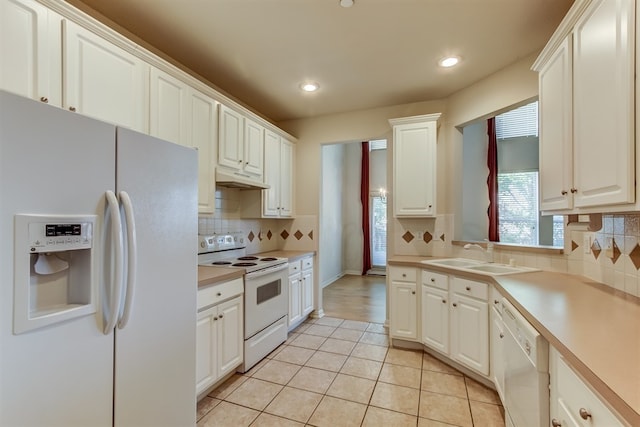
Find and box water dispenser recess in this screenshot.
[14,214,97,334]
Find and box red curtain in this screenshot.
[361,141,372,275]
[487,118,499,242]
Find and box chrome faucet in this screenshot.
[463,240,495,263]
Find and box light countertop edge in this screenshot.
[197,266,244,288]
[388,255,640,426]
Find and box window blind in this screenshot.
[496,101,538,139]
[369,139,387,151]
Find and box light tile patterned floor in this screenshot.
[197,317,505,427]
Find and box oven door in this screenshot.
[244,264,289,338]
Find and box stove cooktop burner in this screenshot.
[260,257,278,261]
[210,261,232,265]
[233,262,258,267]
[238,256,259,261]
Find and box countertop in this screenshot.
[197,251,315,288]
[388,255,640,426]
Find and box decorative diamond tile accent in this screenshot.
[267,230,273,240]
[571,240,579,252]
[423,232,432,244]
[591,238,601,260]
[440,233,445,242]
[629,244,640,270]
[281,230,289,240]
[402,231,414,243]
[258,231,263,241]
[308,230,314,240]
[247,231,255,242]
[294,230,303,240]
[611,239,621,264]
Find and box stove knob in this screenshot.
[200,241,205,248]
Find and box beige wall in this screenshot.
[278,52,539,249]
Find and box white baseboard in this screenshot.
[343,269,362,276]
[321,272,345,288]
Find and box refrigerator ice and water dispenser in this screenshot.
[14,214,97,334]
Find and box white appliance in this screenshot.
[502,298,550,427]
[0,90,198,427]
[198,234,289,372]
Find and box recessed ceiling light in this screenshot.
[300,82,319,92]
[339,0,354,7]
[439,56,460,68]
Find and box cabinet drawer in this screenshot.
[555,353,622,426]
[198,277,243,310]
[422,270,448,290]
[289,260,302,275]
[302,256,313,270]
[389,267,417,282]
[452,277,488,300]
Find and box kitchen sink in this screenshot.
[421,258,486,268]
[421,258,539,276]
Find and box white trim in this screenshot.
[389,113,441,127]
[320,272,345,288]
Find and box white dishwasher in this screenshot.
[502,298,549,427]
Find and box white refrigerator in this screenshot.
[0,90,198,426]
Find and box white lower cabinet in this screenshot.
[196,279,243,396]
[288,256,314,330]
[489,290,505,402]
[419,270,489,376]
[550,347,624,427]
[389,267,418,340]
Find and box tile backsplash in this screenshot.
[198,188,317,254]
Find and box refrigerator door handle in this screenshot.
[117,191,137,329]
[104,190,125,334]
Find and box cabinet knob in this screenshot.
[570,188,578,194]
[452,303,457,307]
[442,299,446,304]
[402,273,406,277]
[494,299,499,305]
[69,106,76,112]
[213,316,218,321]
[430,278,435,283]
[551,419,561,427]
[411,291,415,295]
[465,286,471,291]
[219,314,224,319]
[579,408,591,420]
[238,159,243,163]
[245,161,249,165]
[561,190,568,195]
[499,333,504,339]
[40,96,49,104]
[428,204,432,208]
[216,292,222,297]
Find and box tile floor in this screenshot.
[197,317,506,427]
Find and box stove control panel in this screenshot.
[198,232,245,254]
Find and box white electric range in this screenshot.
[197,233,289,372]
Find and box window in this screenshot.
[498,171,539,245]
[371,196,387,267]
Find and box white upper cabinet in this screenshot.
[243,118,264,178]
[535,0,635,213]
[150,67,188,146]
[389,114,440,217]
[63,20,148,133]
[218,105,264,181]
[572,0,634,208]
[0,0,62,106]
[262,130,293,217]
[189,90,218,214]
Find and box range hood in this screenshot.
[215,169,270,190]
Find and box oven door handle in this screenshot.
[246,263,288,279]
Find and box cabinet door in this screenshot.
[490,307,505,402]
[450,293,489,375]
[149,67,187,146]
[262,130,281,217]
[189,89,217,214]
[572,0,634,208]
[63,20,147,132]
[195,307,217,395]
[393,121,436,217]
[244,118,264,178]
[301,267,313,316]
[279,140,294,217]
[218,104,243,170]
[390,281,417,340]
[421,285,449,354]
[288,274,302,327]
[539,37,573,211]
[217,296,243,377]
[0,0,62,106]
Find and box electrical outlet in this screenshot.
[583,235,591,254]
[605,237,614,258]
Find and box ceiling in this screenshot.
[69,0,574,122]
